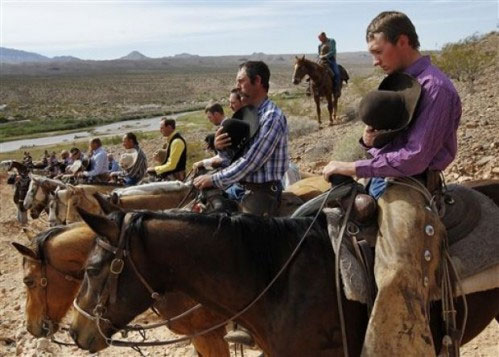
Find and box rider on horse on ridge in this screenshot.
[318,31,341,95]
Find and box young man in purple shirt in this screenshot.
[323,11,461,356]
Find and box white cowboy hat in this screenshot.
[119,149,139,170]
[68,160,83,174]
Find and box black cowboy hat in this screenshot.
[359,72,421,148]
[221,105,259,160]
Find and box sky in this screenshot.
[0,0,497,60]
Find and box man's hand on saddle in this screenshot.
[322,161,356,182]
[214,127,231,151]
[193,174,214,189]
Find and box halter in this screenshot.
[24,247,82,336]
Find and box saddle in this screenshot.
[349,181,483,248]
[323,182,499,306]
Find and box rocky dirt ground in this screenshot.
[1,41,498,356]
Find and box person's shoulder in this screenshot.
[263,99,284,116]
[418,64,459,101]
[261,100,286,124]
[419,64,459,99]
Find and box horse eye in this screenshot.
[23,277,35,288]
[85,266,100,277]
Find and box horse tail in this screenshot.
[339,65,349,84]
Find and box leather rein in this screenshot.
[24,249,82,340]
[73,182,351,349]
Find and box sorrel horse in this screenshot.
[292,56,348,127]
[69,204,499,356]
[12,223,230,357]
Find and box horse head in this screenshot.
[2,160,29,176]
[11,226,84,338]
[48,188,67,226]
[70,208,149,353]
[292,55,308,85]
[10,170,31,224]
[25,176,67,218]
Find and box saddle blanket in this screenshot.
[325,184,499,305]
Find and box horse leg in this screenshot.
[332,95,338,123]
[191,328,230,357]
[314,95,322,128]
[327,94,334,126]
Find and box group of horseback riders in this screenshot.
[8,10,466,356]
[192,11,461,355]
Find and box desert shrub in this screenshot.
[432,33,496,92]
[287,116,318,139]
[329,123,365,162]
[350,75,378,97]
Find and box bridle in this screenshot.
[292,61,308,84]
[72,182,349,350]
[24,245,82,336]
[26,180,50,218]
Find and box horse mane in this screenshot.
[9,161,29,175]
[298,57,324,72]
[127,211,330,284]
[34,225,72,261]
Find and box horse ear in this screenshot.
[93,192,122,215]
[301,55,305,60]
[22,227,37,242]
[295,55,299,60]
[11,242,38,260]
[77,207,120,243]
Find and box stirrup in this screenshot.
[224,328,255,347]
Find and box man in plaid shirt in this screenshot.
[194,61,289,216]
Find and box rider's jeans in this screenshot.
[362,184,442,357]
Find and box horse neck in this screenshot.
[303,60,324,83]
[11,161,28,174]
[139,215,296,336]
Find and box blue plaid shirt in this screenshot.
[212,98,289,188]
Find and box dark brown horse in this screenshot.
[69,203,499,356]
[12,222,230,357]
[3,160,31,224]
[292,56,348,127]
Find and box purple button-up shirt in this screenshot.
[355,56,461,178]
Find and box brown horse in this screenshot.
[2,160,31,224]
[292,56,348,127]
[69,203,499,356]
[12,223,230,357]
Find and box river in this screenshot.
[0,111,197,153]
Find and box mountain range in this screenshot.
[0,47,373,77]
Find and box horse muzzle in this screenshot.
[292,78,300,85]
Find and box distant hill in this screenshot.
[0,47,50,63]
[173,53,199,59]
[0,47,83,64]
[52,55,81,62]
[120,51,150,60]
